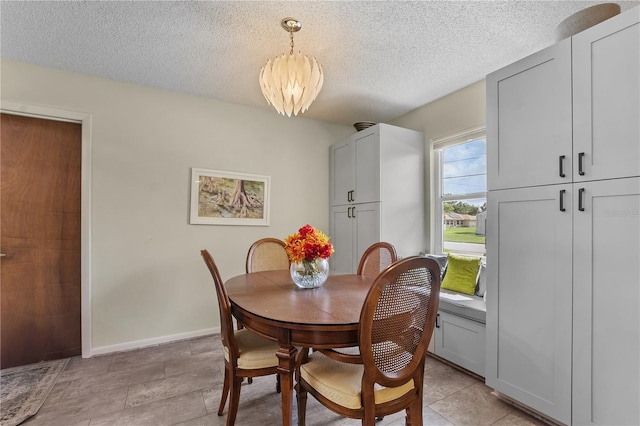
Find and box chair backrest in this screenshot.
[245,238,290,273]
[359,256,441,389]
[357,242,398,279]
[201,250,237,356]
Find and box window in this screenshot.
[433,127,486,256]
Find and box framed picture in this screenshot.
[190,168,270,226]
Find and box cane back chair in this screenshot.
[245,238,290,273]
[296,256,441,426]
[357,241,398,279]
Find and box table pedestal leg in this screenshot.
[276,340,298,426]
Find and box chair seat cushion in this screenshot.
[300,351,415,410]
[224,329,280,369]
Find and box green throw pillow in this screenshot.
[441,254,481,295]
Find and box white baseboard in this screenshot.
[89,327,220,357]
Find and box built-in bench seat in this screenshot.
[438,289,486,324]
[424,254,487,377]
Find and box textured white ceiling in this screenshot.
[1,1,638,126]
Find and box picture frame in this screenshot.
[190,168,270,226]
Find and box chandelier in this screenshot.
[259,18,324,117]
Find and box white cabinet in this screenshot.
[329,129,382,206]
[487,38,572,191]
[329,202,380,274]
[486,185,573,424]
[329,124,424,273]
[572,9,640,182]
[572,177,640,426]
[488,7,640,191]
[434,311,486,377]
[486,7,639,425]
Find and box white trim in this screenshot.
[432,129,487,255]
[432,125,486,149]
[91,328,219,356]
[1,100,93,359]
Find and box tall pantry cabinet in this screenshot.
[486,7,639,426]
[329,124,424,273]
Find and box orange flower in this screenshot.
[285,224,334,263]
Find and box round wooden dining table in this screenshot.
[225,269,374,426]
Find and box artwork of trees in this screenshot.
[198,175,264,219]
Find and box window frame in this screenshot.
[433,126,486,255]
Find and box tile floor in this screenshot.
[23,335,547,426]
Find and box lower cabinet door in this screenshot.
[330,202,381,273]
[486,185,572,425]
[353,202,381,268]
[434,311,485,377]
[573,177,640,425]
[329,205,354,273]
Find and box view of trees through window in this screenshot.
[437,136,486,256]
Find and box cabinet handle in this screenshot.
[559,155,566,178]
[578,188,585,211]
[436,313,440,328]
[351,207,356,218]
[578,152,585,176]
[346,191,351,203]
[559,189,566,212]
[351,190,355,203]
[347,207,352,218]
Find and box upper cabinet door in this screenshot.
[487,39,572,191]
[353,130,381,204]
[329,138,354,206]
[573,8,640,182]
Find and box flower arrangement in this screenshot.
[284,224,334,264]
[285,225,334,287]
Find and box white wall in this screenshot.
[389,80,486,253]
[0,59,352,353]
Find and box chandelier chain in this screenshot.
[289,30,295,55]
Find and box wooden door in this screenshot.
[1,113,82,369]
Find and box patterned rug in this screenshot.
[0,358,69,426]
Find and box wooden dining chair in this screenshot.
[295,256,441,426]
[245,238,290,273]
[242,238,290,383]
[357,241,398,279]
[200,249,281,426]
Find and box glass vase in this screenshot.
[290,258,329,289]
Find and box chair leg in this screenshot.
[405,397,423,426]
[362,401,376,426]
[295,381,308,426]
[226,376,243,426]
[218,365,230,416]
[362,413,377,426]
[248,377,253,384]
[276,373,281,393]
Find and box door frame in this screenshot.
[1,101,92,358]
